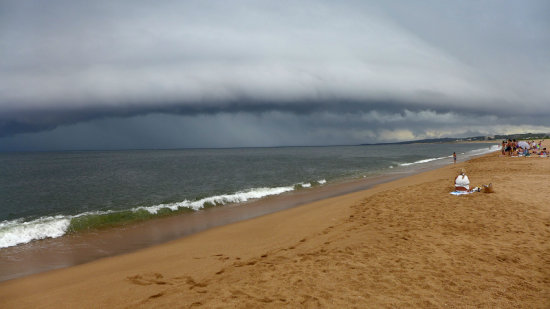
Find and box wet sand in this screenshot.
[0,170,412,282]
[1,148,549,308]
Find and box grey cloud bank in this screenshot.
[1,0,549,150]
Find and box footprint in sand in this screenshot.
[184,276,208,289]
[213,253,230,261]
[127,273,168,286]
[147,292,164,299]
[232,259,258,267]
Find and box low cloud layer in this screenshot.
[1,0,549,148]
[3,110,549,151]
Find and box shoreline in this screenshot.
[1,142,497,250]
[3,146,549,307]
[0,144,498,282]
[0,155,451,282]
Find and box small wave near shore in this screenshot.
[398,144,500,167]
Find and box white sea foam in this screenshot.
[398,144,500,167]
[0,210,119,249]
[399,156,449,166]
[0,176,355,248]
[0,216,71,248]
[466,144,501,156]
[134,186,295,214]
[0,185,299,248]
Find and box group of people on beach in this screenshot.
[501,139,548,157]
[452,139,547,194]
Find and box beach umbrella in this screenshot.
[517,141,530,149]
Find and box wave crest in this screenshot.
[135,186,295,214]
[0,185,298,249]
[0,216,71,248]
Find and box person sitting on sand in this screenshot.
[455,168,470,191]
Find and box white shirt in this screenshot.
[455,174,470,189]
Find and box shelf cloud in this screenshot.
[1,0,549,149]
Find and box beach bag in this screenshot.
[482,183,494,193]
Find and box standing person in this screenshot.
[453,152,457,163]
[505,139,512,156]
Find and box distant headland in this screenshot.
[362,132,550,146]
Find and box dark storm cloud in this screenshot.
[1,97,539,138]
[1,0,549,146]
[3,110,549,151]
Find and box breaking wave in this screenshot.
[0,181,327,249]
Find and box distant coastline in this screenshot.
[362,139,494,146]
[362,132,549,146]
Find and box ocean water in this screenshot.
[0,143,499,248]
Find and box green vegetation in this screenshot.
[494,133,549,140]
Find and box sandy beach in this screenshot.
[2,148,549,308]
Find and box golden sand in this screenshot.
[2,147,549,308]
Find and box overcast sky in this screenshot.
[1,0,549,151]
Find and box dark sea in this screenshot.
[0,143,499,249]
